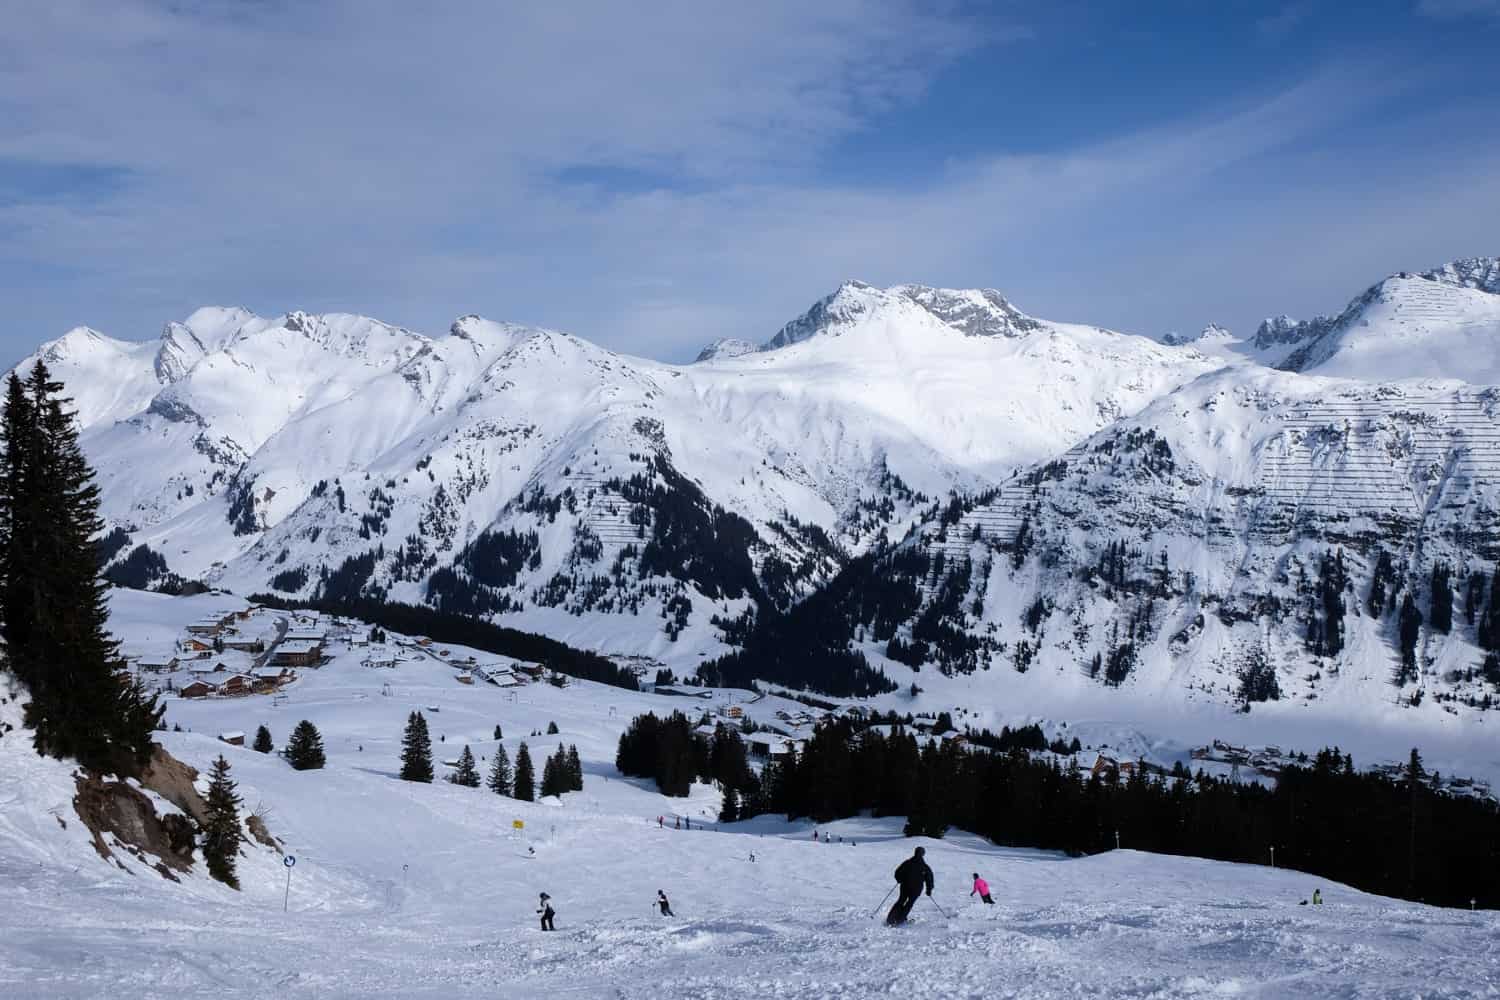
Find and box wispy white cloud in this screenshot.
[0,2,1494,366]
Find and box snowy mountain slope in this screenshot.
[3,590,1497,999]
[792,365,1500,724]
[15,282,1218,666]
[1249,256,1500,381]
[15,256,1500,707]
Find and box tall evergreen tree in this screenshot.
[202,755,243,890]
[1429,563,1453,634]
[1481,570,1500,652]
[1397,593,1423,685]
[400,711,434,782]
[1366,549,1395,618]
[252,725,274,754]
[450,744,480,787]
[513,741,536,801]
[487,743,512,796]
[285,720,326,770]
[540,748,563,798]
[566,744,583,792]
[0,365,161,773]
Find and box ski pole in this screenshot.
[871,885,897,919]
[928,894,949,919]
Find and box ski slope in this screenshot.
[3,591,1498,997]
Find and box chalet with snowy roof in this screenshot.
[220,674,256,697]
[181,636,214,653]
[219,731,245,746]
[1091,755,1139,779]
[180,680,215,699]
[186,617,226,636]
[285,627,327,643]
[253,667,291,692]
[136,655,180,674]
[746,735,803,760]
[272,639,322,667]
[222,636,265,653]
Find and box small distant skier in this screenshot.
[537,892,556,931]
[1313,889,1323,905]
[748,852,756,863]
[886,846,934,926]
[656,890,675,917]
[684,817,691,831]
[658,815,664,828]
[971,873,994,904]
[675,817,681,830]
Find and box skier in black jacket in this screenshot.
[886,846,934,926]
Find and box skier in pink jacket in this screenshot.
[971,873,994,905]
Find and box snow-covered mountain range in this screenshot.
[17,257,1500,722]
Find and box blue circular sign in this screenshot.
[284,855,296,868]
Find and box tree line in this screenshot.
[248,592,639,690]
[615,710,1500,909]
[783,720,1500,909]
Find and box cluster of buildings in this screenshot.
[1190,740,1287,777]
[127,606,330,700]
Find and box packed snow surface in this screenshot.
[3,592,1497,998]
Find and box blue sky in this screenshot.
[1,1,1497,367]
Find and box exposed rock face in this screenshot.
[73,771,196,879]
[139,744,208,825]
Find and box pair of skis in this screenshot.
[872,887,949,921]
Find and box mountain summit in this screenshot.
[11,256,1500,721]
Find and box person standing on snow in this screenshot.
[971,873,994,904]
[656,890,674,917]
[537,892,556,931]
[886,846,934,926]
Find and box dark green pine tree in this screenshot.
[487,743,512,796]
[1397,593,1423,686]
[1481,651,1500,689]
[1480,569,1500,652]
[450,744,480,787]
[1429,563,1453,634]
[285,720,326,770]
[566,744,583,792]
[718,786,740,823]
[400,711,433,782]
[252,725,274,754]
[0,365,160,774]
[539,749,562,798]
[512,741,536,801]
[546,720,559,735]
[202,755,243,890]
[492,723,503,740]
